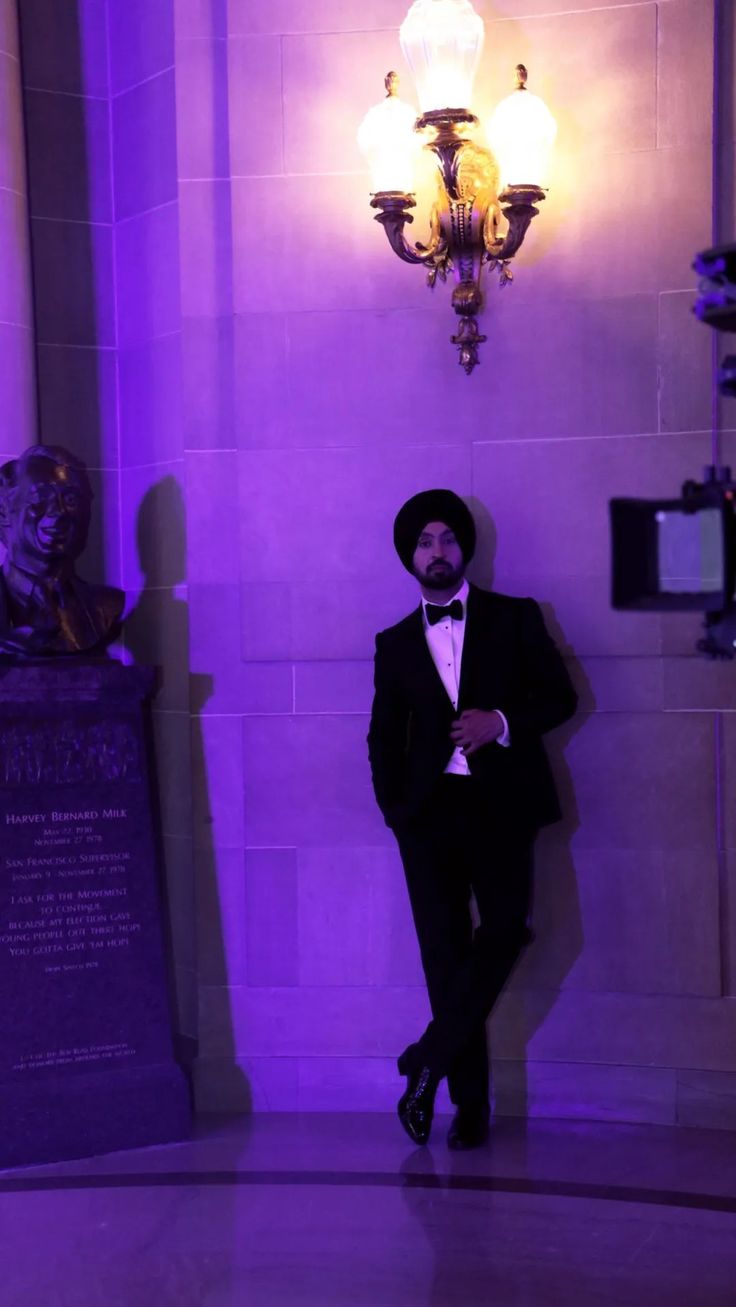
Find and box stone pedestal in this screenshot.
[0,660,190,1169]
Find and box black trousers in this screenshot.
[396,774,534,1108]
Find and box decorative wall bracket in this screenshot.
[369,93,545,375]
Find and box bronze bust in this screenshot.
[0,445,124,658]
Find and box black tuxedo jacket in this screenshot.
[367,585,578,833]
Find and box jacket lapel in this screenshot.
[457,586,506,712]
[404,604,455,715]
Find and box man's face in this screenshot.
[412,520,465,591]
[8,458,91,568]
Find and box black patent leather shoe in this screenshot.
[398,1066,439,1145]
[397,1044,418,1077]
[447,1105,491,1151]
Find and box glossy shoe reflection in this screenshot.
[397,1067,439,1145]
[447,1105,491,1151]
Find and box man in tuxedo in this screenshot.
[368,489,577,1149]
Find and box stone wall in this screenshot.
[17,0,736,1128]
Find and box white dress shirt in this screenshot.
[421,580,510,776]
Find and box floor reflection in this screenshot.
[1,1114,735,1307]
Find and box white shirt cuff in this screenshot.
[495,710,510,748]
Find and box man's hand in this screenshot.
[450,709,505,756]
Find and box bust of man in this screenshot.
[0,444,124,658]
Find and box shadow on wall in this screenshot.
[466,496,589,1120]
[125,476,249,1107]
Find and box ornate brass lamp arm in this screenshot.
[370,192,448,269]
[484,185,546,268]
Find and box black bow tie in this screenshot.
[426,599,464,626]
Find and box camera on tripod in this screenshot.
[609,242,736,657]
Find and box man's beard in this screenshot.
[416,560,465,591]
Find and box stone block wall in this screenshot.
[15,0,736,1128]
[181,0,736,1125]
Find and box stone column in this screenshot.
[0,0,37,461]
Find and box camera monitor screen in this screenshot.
[610,497,731,611]
[656,507,723,594]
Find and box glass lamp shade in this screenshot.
[486,87,557,188]
[399,0,484,113]
[357,93,419,193]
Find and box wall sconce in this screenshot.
[358,0,556,374]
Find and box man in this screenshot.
[368,489,577,1149]
[0,444,124,658]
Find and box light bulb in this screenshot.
[486,83,557,189]
[399,0,484,113]
[358,82,419,194]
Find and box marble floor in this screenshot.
[1,1113,735,1306]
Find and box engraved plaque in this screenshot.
[0,661,189,1168]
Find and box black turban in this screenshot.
[393,489,476,573]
